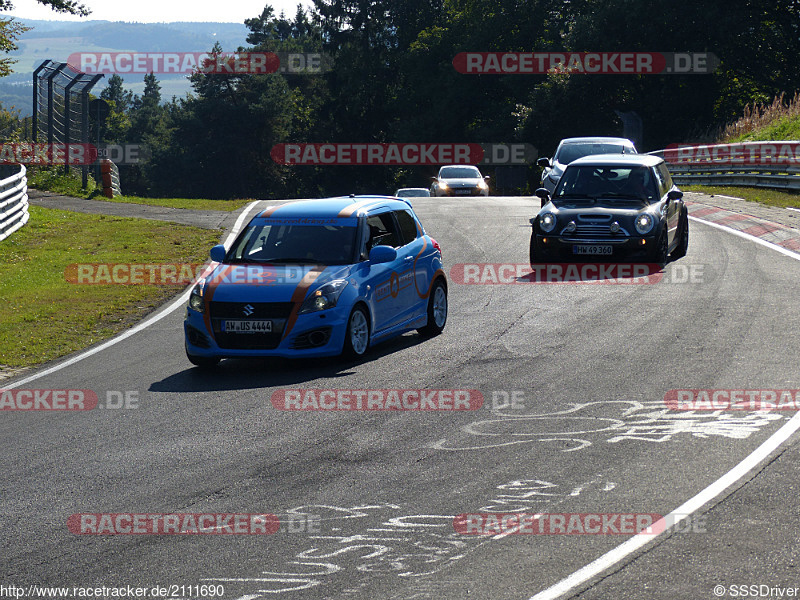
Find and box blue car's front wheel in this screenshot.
[343,305,370,359]
[418,278,447,337]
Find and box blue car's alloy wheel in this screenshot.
[419,279,447,337]
[343,305,370,358]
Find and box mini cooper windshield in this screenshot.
[555,142,633,165]
[554,166,658,203]
[227,222,358,265]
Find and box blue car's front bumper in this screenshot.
[184,305,350,359]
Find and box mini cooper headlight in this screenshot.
[188,280,205,312]
[438,180,449,189]
[298,279,349,314]
[634,213,654,235]
[478,179,488,190]
[539,212,557,233]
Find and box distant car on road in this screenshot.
[529,154,688,265]
[430,165,490,197]
[538,137,637,193]
[395,188,431,198]
[184,196,447,367]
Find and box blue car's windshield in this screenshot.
[228,223,358,265]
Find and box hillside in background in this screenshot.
[1,19,251,115]
[719,93,800,143]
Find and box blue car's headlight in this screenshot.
[188,280,205,312]
[298,279,348,314]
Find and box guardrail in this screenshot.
[0,164,29,242]
[651,141,800,191]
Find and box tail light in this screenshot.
[431,237,442,258]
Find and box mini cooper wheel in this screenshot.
[343,305,370,359]
[671,207,689,259]
[419,278,448,337]
[529,231,538,266]
[652,230,669,266]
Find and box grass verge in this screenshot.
[26,167,255,212]
[683,185,800,210]
[0,205,222,368]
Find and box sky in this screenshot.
[6,0,312,23]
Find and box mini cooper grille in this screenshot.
[562,223,631,237]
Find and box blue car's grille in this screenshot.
[210,301,294,319]
[210,301,294,350]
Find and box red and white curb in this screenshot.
[687,200,800,254]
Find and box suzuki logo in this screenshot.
[243,304,255,316]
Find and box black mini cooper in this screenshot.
[529,154,688,265]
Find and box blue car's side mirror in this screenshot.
[368,245,397,264]
[209,244,226,263]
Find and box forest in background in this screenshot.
[2,0,800,198]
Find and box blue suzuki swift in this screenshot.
[184,196,447,367]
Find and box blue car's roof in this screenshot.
[256,195,413,220]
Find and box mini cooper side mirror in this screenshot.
[534,187,551,208]
[667,190,683,202]
[209,244,226,263]
[537,157,551,168]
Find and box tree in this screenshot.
[100,74,133,113]
[1,0,90,77]
[0,17,28,76]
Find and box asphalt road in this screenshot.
[3,196,800,600]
